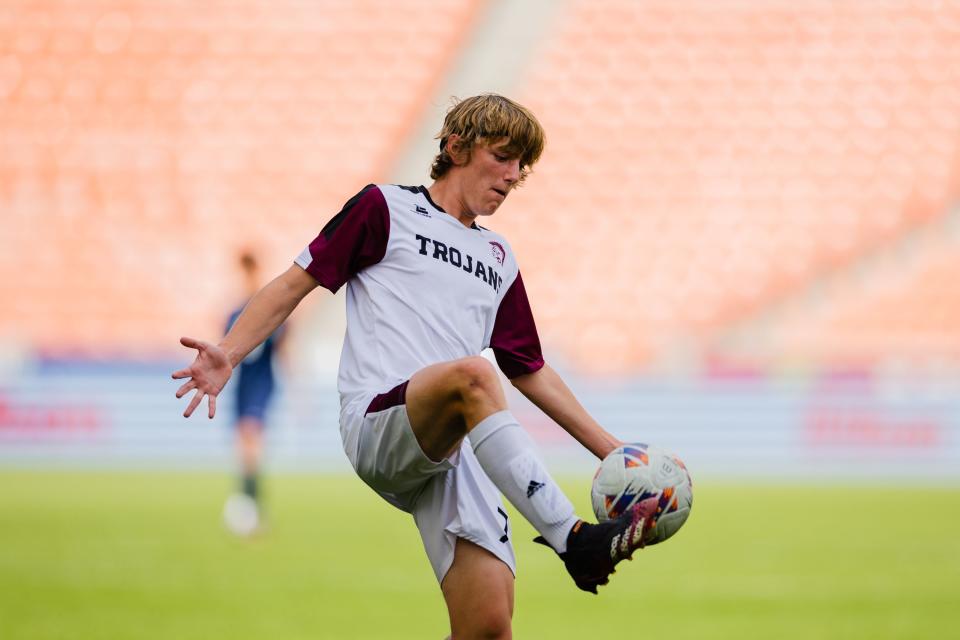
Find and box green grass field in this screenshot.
[1,471,957,639]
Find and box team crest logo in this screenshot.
[489,241,505,266]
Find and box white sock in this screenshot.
[468,410,579,553]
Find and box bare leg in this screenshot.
[223,417,266,536]
[405,356,578,551]
[441,538,514,640]
[237,417,264,478]
[405,356,506,461]
[236,416,265,503]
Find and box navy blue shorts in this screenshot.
[234,386,273,423]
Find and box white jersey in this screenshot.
[295,184,544,414]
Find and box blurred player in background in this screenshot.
[221,250,286,536]
[173,94,657,638]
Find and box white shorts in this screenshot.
[340,382,517,583]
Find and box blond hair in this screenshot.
[430,94,545,183]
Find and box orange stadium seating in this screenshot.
[501,0,960,373]
[2,0,959,375]
[754,214,960,369]
[0,0,484,357]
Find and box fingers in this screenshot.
[179,385,219,419]
[173,337,205,379]
[175,380,196,398]
[179,336,203,349]
[184,389,204,418]
[175,337,223,419]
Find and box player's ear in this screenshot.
[445,134,470,166]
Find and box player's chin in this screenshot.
[483,199,505,215]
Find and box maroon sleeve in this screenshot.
[302,185,390,293]
[490,271,545,378]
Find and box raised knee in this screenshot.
[455,606,511,639]
[453,356,499,398]
[478,615,511,639]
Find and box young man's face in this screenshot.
[457,139,523,217]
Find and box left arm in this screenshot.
[510,363,621,460]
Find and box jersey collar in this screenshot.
[418,186,481,230]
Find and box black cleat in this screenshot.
[534,501,657,594]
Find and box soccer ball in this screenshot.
[591,443,693,545]
[223,493,261,537]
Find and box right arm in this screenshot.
[220,264,318,368]
[173,264,319,418]
[175,184,389,419]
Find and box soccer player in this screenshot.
[173,94,656,639]
[221,250,285,536]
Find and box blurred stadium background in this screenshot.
[1,1,959,638]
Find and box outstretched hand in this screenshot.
[172,337,232,418]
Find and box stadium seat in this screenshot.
[500,0,960,373]
[0,0,485,357]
